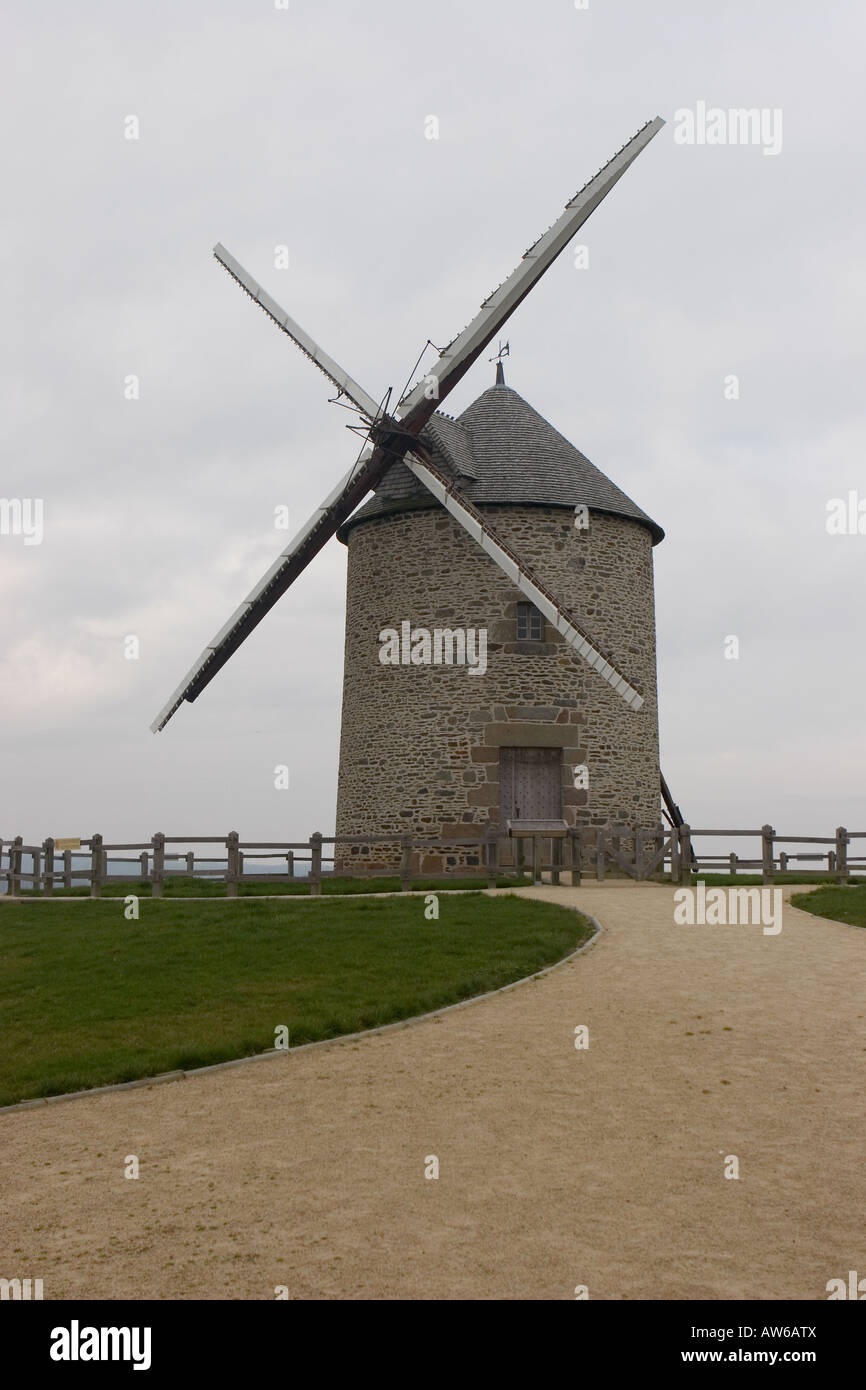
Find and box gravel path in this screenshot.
[1,883,862,1300]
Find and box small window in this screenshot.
[517,601,544,641]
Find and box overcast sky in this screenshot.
[2,0,864,853]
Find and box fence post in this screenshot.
[399,834,413,892]
[485,825,499,889]
[90,834,103,898]
[835,827,848,885]
[225,831,239,898]
[652,823,663,879]
[779,851,788,874]
[669,825,680,881]
[550,834,562,886]
[647,823,662,881]
[286,850,294,879]
[238,851,245,881]
[139,850,148,881]
[10,835,23,897]
[634,827,645,881]
[152,832,165,899]
[310,832,323,896]
[568,828,581,887]
[680,824,692,886]
[31,847,41,894]
[14,835,24,896]
[186,851,195,876]
[828,850,836,874]
[43,837,54,897]
[596,826,606,881]
[729,851,737,877]
[530,834,540,884]
[761,824,775,884]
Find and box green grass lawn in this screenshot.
[33,873,531,898]
[0,893,591,1107]
[791,882,866,929]
[654,873,863,887]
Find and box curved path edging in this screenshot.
[0,906,603,1116]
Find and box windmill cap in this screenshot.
[338,381,664,544]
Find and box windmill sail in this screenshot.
[405,447,644,706]
[152,118,664,732]
[397,116,665,429]
[213,244,382,422]
[403,450,644,709]
[151,440,390,732]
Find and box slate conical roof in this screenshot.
[337,380,664,545]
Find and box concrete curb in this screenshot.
[0,905,603,1116]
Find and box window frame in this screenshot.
[516,601,544,642]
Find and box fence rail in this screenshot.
[1,824,864,898]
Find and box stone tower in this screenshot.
[334,373,663,868]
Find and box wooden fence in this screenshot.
[0,831,508,897]
[1,823,865,898]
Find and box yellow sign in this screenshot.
[54,838,81,851]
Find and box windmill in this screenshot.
[152,116,687,859]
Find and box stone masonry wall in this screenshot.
[334,504,660,870]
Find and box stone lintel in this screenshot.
[484,723,573,749]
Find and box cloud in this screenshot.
[3,0,865,841]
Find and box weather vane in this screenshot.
[489,340,510,364]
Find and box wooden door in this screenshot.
[499,748,562,822]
